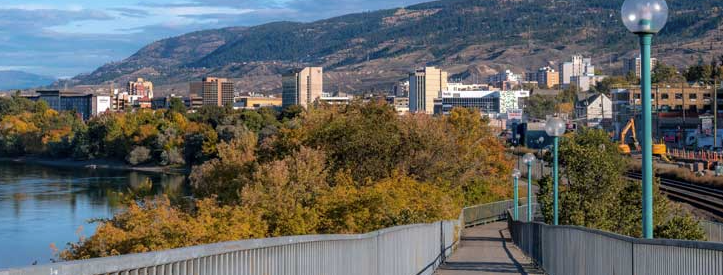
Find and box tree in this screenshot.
[652,62,681,84]
[169,97,187,114]
[537,128,704,240]
[127,146,151,165]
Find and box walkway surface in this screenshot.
[435,222,545,275]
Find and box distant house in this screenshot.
[576,93,612,128]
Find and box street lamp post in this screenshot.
[512,169,521,220]
[523,153,536,222]
[545,117,566,225]
[621,0,668,239]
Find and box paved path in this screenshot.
[435,222,545,275]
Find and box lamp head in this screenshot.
[523,153,536,165]
[621,0,668,34]
[545,117,567,137]
[512,169,521,179]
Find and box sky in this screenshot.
[0,0,430,79]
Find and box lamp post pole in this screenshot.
[522,153,536,222]
[622,0,668,239]
[513,169,521,221]
[527,162,533,222]
[553,136,560,225]
[640,33,654,238]
[545,117,565,225]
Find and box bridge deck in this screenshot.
[435,222,544,275]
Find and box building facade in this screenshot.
[190,77,235,107]
[576,94,613,127]
[559,55,595,85]
[612,85,717,114]
[234,96,283,110]
[622,56,658,78]
[434,90,500,115]
[487,70,522,89]
[127,78,154,99]
[526,67,560,88]
[282,67,324,109]
[409,67,448,114]
[24,90,101,120]
[570,75,607,92]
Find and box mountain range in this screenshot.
[64,0,723,95]
[0,71,55,91]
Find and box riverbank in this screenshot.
[0,156,189,174]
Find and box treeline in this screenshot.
[0,95,299,166]
[54,101,514,260]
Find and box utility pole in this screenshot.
[682,80,686,130]
[715,78,719,148]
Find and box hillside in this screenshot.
[0,71,55,91]
[67,0,723,95]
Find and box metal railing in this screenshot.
[702,220,723,243]
[507,205,723,275]
[0,221,459,275]
[461,198,535,227]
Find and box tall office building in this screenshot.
[409,67,448,114]
[190,77,234,107]
[526,67,560,88]
[127,78,154,99]
[559,55,595,85]
[282,67,324,108]
[622,56,658,78]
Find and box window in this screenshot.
[634,94,641,99]
[661,93,669,100]
[675,105,683,110]
[675,93,683,99]
[689,94,697,100]
[704,93,712,99]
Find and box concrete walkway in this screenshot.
[435,222,545,275]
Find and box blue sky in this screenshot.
[0,0,429,79]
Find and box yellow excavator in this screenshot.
[618,118,671,162]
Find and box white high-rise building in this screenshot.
[559,55,595,85]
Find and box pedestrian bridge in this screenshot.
[2,200,723,275]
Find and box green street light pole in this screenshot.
[522,153,536,222]
[640,33,654,238]
[622,0,668,239]
[545,117,566,225]
[512,169,521,220]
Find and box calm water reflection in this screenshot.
[0,162,188,268]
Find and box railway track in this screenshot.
[625,172,723,218]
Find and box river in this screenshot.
[0,161,189,268]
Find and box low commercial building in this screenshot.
[386,96,409,114]
[234,96,282,110]
[23,90,108,120]
[434,90,500,115]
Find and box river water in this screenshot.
[0,162,188,268]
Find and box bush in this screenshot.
[126,146,151,166]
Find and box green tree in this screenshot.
[169,97,187,114]
[538,128,704,240]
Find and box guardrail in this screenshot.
[0,221,458,275]
[462,198,535,227]
[702,220,723,243]
[508,206,723,275]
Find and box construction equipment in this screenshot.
[618,118,640,154]
[617,118,671,161]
